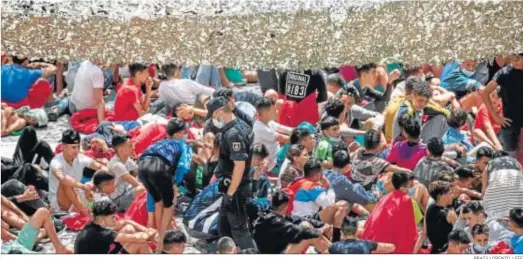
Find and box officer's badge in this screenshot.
[232,142,241,151]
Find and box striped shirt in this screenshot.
[483,156,523,218]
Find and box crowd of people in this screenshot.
[1,53,523,254]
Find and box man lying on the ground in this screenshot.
[74,198,157,254]
[1,105,48,137]
[1,195,72,254]
[158,63,215,106]
[49,129,106,216]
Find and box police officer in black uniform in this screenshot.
[207,96,257,250]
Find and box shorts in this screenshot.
[113,186,136,212]
[138,157,174,208]
[15,223,39,250]
[500,124,522,152]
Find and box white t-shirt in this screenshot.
[49,153,93,211]
[107,156,139,200]
[71,61,104,110]
[159,79,215,106]
[253,120,280,171]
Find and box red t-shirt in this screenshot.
[113,80,143,121]
[474,103,503,134]
[130,123,167,156]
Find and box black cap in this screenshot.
[61,129,81,144]
[212,88,233,99]
[206,96,228,119]
[111,134,131,148]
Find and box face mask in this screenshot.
[183,134,188,141]
[473,244,486,253]
[330,136,342,142]
[461,68,475,77]
[213,119,225,129]
[420,74,426,81]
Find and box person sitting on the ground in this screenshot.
[360,172,421,254]
[419,181,458,254]
[1,196,72,254]
[162,230,187,254]
[159,63,215,107]
[49,129,106,216]
[473,87,503,151]
[442,109,473,159]
[74,198,157,254]
[69,60,106,122]
[1,179,48,216]
[315,116,341,169]
[252,191,331,254]
[470,146,494,192]
[384,76,450,143]
[329,216,396,254]
[441,59,484,113]
[105,134,145,211]
[324,150,378,215]
[216,237,237,254]
[274,127,315,179]
[113,63,153,122]
[249,143,272,215]
[391,78,432,141]
[387,117,427,171]
[138,118,192,251]
[338,87,384,138]
[350,130,411,190]
[481,152,523,219]
[508,208,523,254]
[455,201,513,247]
[454,166,481,200]
[413,137,454,187]
[444,230,471,254]
[253,97,293,173]
[278,144,309,189]
[1,56,57,108]
[287,158,348,241]
[1,105,48,136]
[326,73,345,96]
[466,224,491,254]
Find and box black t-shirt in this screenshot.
[217,119,253,181]
[329,239,378,254]
[74,222,119,254]
[488,59,503,82]
[253,212,322,254]
[493,65,523,126]
[278,69,328,103]
[426,204,453,254]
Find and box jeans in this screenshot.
[181,65,197,80]
[45,97,71,116]
[196,62,222,89]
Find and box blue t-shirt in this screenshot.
[1,65,43,102]
[512,234,523,254]
[141,139,182,167]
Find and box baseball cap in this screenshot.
[111,134,131,148]
[206,96,228,119]
[61,129,81,144]
[212,88,233,99]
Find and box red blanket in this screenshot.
[124,192,149,227]
[70,109,115,134]
[278,93,319,127]
[360,190,418,254]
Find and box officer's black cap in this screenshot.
[206,96,228,119]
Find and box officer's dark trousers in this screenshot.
[218,182,257,250]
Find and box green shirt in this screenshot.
[315,136,334,162]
